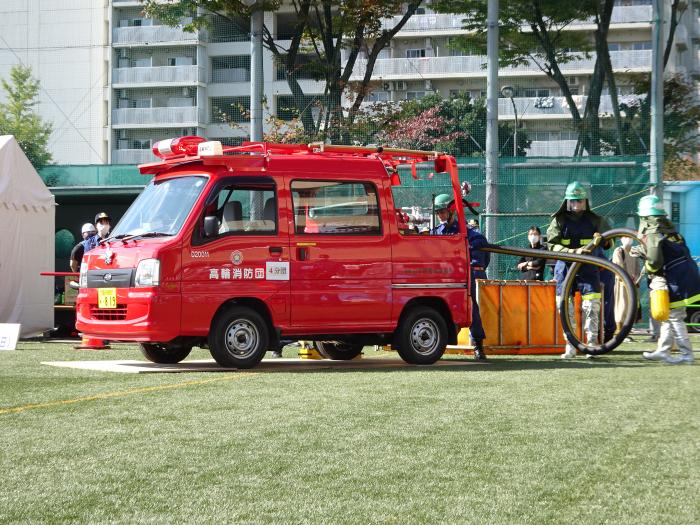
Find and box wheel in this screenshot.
[393,307,448,364]
[315,341,363,360]
[208,306,269,368]
[139,342,193,364]
[687,310,700,333]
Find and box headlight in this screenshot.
[134,258,160,287]
[79,263,88,288]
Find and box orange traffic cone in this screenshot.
[74,335,110,350]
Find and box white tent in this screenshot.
[0,135,55,337]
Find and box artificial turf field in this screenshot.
[1,339,698,524]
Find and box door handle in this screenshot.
[297,247,309,261]
[269,246,283,256]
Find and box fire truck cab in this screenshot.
[76,137,472,368]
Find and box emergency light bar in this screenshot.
[152,136,206,159]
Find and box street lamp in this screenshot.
[501,85,517,157]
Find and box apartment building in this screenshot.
[352,0,700,156]
[0,0,697,164]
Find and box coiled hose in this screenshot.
[481,228,643,355]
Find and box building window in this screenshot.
[406,49,426,58]
[524,88,551,98]
[211,56,251,83]
[406,91,425,100]
[367,91,390,102]
[211,97,250,123]
[632,41,652,50]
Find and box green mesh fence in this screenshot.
[39,165,145,187]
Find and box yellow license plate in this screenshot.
[98,288,117,309]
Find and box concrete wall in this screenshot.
[0,0,110,164]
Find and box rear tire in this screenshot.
[394,307,448,364]
[687,310,700,333]
[208,306,269,369]
[139,342,193,364]
[315,341,363,360]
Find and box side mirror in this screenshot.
[203,216,218,238]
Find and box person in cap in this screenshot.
[70,223,98,271]
[432,194,490,361]
[80,222,97,240]
[69,212,112,272]
[547,181,611,359]
[635,195,699,364]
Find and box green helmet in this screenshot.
[434,193,454,212]
[637,195,666,217]
[564,181,588,201]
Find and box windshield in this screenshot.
[111,176,207,238]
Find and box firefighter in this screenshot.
[432,194,489,361]
[547,182,611,359]
[636,195,699,364]
[432,193,459,235]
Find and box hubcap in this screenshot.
[410,318,439,355]
[224,319,259,359]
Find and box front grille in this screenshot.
[90,304,128,321]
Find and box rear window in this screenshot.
[291,181,381,235]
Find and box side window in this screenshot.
[390,185,433,235]
[207,184,277,237]
[291,180,381,235]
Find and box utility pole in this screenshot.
[650,0,664,197]
[243,0,264,219]
[485,0,499,277]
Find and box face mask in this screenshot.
[528,235,539,245]
[621,237,633,249]
[97,223,110,236]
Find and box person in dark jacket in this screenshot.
[547,182,611,359]
[432,194,489,361]
[517,226,547,280]
[636,195,699,364]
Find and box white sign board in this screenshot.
[266,261,290,281]
[0,323,21,350]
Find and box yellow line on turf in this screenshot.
[0,373,258,416]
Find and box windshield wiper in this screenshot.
[120,231,172,243]
[99,234,130,245]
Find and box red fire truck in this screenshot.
[76,137,473,368]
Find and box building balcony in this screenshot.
[112,106,204,128]
[498,94,640,120]
[349,50,652,80]
[111,149,157,165]
[112,65,205,87]
[527,140,578,157]
[380,6,651,34]
[112,25,201,46]
[211,68,251,83]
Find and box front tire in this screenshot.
[315,341,363,360]
[139,342,193,364]
[394,307,448,364]
[208,306,269,369]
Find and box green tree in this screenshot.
[0,65,53,169]
[143,0,423,142]
[600,74,700,180]
[433,0,623,156]
[357,92,529,156]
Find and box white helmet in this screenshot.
[81,223,97,235]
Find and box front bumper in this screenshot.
[75,288,180,342]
